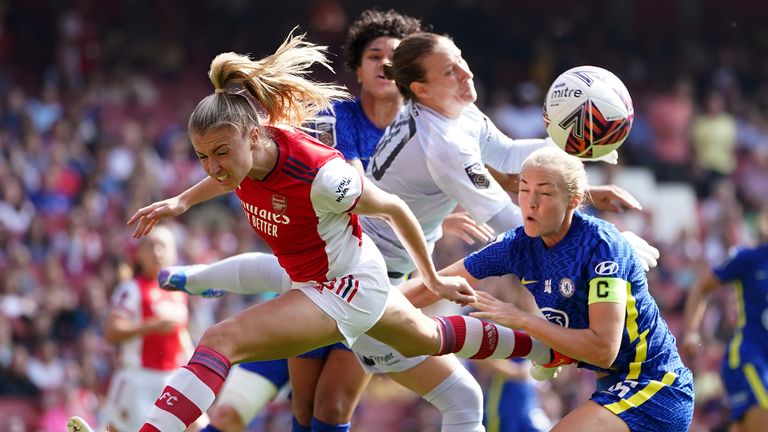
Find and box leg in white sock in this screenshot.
[177,252,291,295]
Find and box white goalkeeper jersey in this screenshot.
[363,100,554,274]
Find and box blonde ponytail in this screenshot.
[189,29,350,137]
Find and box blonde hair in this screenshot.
[189,29,350,137]
[521,147,588,204]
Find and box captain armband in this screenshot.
[588,277,628,305]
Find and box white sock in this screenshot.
[422,366,485,432]
[186,253,291,295]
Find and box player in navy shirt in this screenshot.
[323,98,384,171]
[405,147,694,431]
[683,209,768,432]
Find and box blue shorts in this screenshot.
[591,368,694,432]
[238,359,290,388]
[297,342,351,359]
[721,355,768,421]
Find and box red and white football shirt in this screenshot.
[110,275,190,371]
[235,126,364,282]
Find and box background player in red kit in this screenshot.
[102,225,206,431]
[67,29,568,432]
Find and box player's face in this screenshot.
[137,230,177,275]
[357,36,400,100]
[414,37,476,118]
[191,126,255,191]
[518,165,573,247]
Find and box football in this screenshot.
[543,66,634,159]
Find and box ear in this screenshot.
[409,81,429,100]
[567,193,582,210]
[356,68,363,84]
[249,126,260,149]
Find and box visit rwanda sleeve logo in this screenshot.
[335,177,352,202]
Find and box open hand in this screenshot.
[588,185,642,212]
[426,275,477,306]
[442,212,495,245]
[127,197,187,238]
[469,290,527,328]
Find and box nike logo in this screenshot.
[521,277,539,285]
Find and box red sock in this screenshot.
[434,316,535,359]
[139,346,230,431]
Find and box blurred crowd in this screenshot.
[0,1,766,431]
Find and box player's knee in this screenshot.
[198,321,240,359]
[425,368,484,428]
[292,399,314,426]
[314,397,354,424]
[209,404,245,432]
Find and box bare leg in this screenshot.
[740,406,768,432]
[206,290,343,363]
[140,290,343,432]
[367,288,551,364]
[551,401,629,432]
[288,356,327,427]
[387,355,462,396]
[312,349,371,424]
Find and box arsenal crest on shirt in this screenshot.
[271,194,287,215]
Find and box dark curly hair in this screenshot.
[343,9,425,72]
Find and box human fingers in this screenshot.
[478,223,495,239]
[132,217,158,239]
[469,311,493,320]
[463,220,495,243]
[127,202,163,226]
[609,186,642,210]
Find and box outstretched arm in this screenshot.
[127,176,228,238]
[587,185,642,212]
[400,259,480,308]
[681,270,721,358]
[354,179,477,305]
[471,290,624,368]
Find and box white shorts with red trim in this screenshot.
[351,333,429,374]
[296,235,391,347]
[104,368,175,431]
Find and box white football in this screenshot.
[543,65,633,159]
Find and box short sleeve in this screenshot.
[304,112,338,148]
[334,106,361,160]
[713,249,747,282]
[424,129,509,224]
[110,280,140,319]
[310,157,364,213]
[585,235,634,282]
[464,230,518,279]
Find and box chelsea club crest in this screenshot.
[558,278,575,298]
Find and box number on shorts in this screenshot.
[607,379,638,398]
